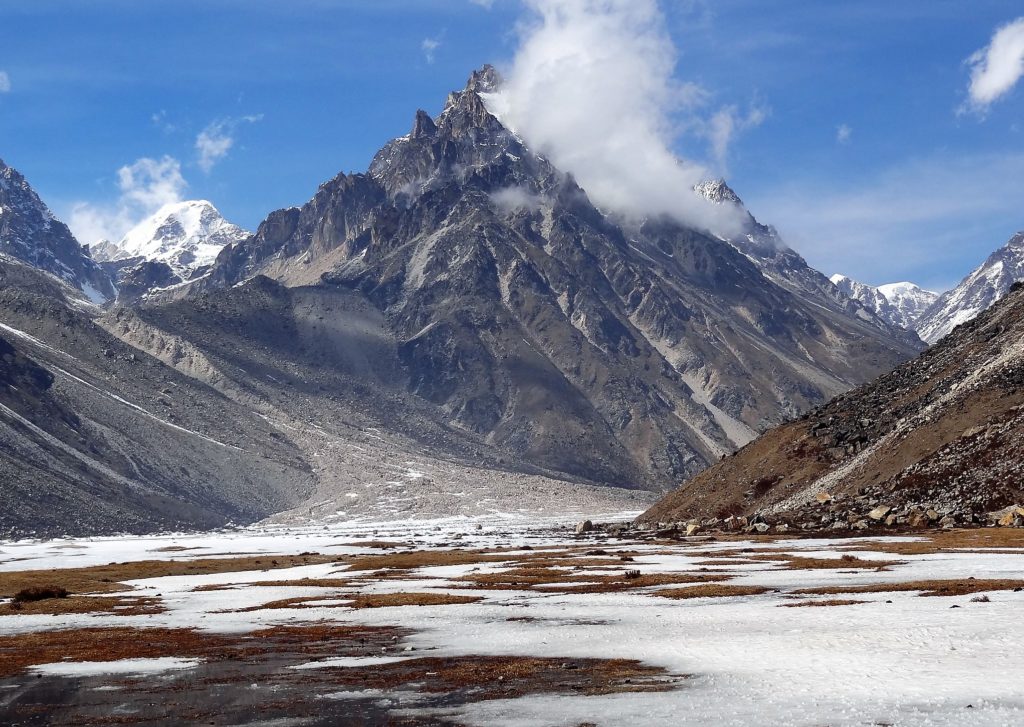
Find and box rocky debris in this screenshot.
[868,505,891,520]
[639,282,1024,528]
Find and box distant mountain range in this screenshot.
[4,66,1021,535]
[830,275,938,331]
[916,231,1024,343]
[92,200,249,302]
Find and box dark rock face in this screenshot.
[0,158,115,301]
[0,256,313,538]
[190,67,921,491]
[640,282,1024,527]
[105,260,182,303]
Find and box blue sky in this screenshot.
[1,1,1022,291]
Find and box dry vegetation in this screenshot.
[0,554,338,599]
[319,655,681,699]
[780,599,870,608]
[0,623,405,679]
[233,592,483,612]
[655,584,771,600]
[794,579,1024,597]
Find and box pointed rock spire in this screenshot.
[411,109,437,139]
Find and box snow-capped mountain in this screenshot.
[0,158,115,302]
[830,275,938,331]
[93,200,249,281]
[916,231,1024,344]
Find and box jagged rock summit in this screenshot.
[176,66,922,494]
[639,281,1024,528]
[0,158,115,302]
[831,274,938,331]
[916,231,1024,344]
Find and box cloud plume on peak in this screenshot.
[486,0,746,236]
[69,156,187,245]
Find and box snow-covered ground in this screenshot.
[2,518,1024,726]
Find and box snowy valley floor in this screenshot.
[1,516,1024,726]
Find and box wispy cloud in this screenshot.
[195,114,263,174]
[706,103,768,169]
[69,156,187,245]
[469,0,495,9]
[964,16,1024,114]
[0,71,10,93]
[488,0,755,236]
[751,151,1024,288]
[151,109,176,134]
[836,123,852,144]
[421,36,442,64]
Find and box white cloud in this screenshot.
[0,71,10,93]
[469,0,495,8]
[69,156,187,245]
[422,37,441,64]
[965,16,1024,113]
[486,0,748,236]
[836,123,852,144]
[706,104,768,168]
[195,114,263,174]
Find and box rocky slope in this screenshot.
[831,275,938,331]
[917,231,1024,343]
[0,159,115,302]
[93,200,249,299]
[171,66,921,499]
[0,254,313,538]
[639,282,1024,529]
[698,182,922,344]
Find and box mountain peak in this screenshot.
[917,229,1024,343]
[694,179,743,207]
[0,158,114,301]
[466,64,502,95]
[94,199,249,281]
[831,273,937,332]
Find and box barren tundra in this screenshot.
[2,517,1024,726]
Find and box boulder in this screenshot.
[868,505,892,521]
[575,520,594,534]
[685,523,701,537]
[815,492,833,504]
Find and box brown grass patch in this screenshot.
[234,592,482,612]
[794,579,1024,597]
[0,623,404,679]
[0,554,338,599]
[780,599,870,608]
[845,529,1024,556]
[746,554,905,571]
[655,584,770,600]
[320,655,680,699]
[191,578,352,592]
[2,595,164,617]
[458,567,730,594]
